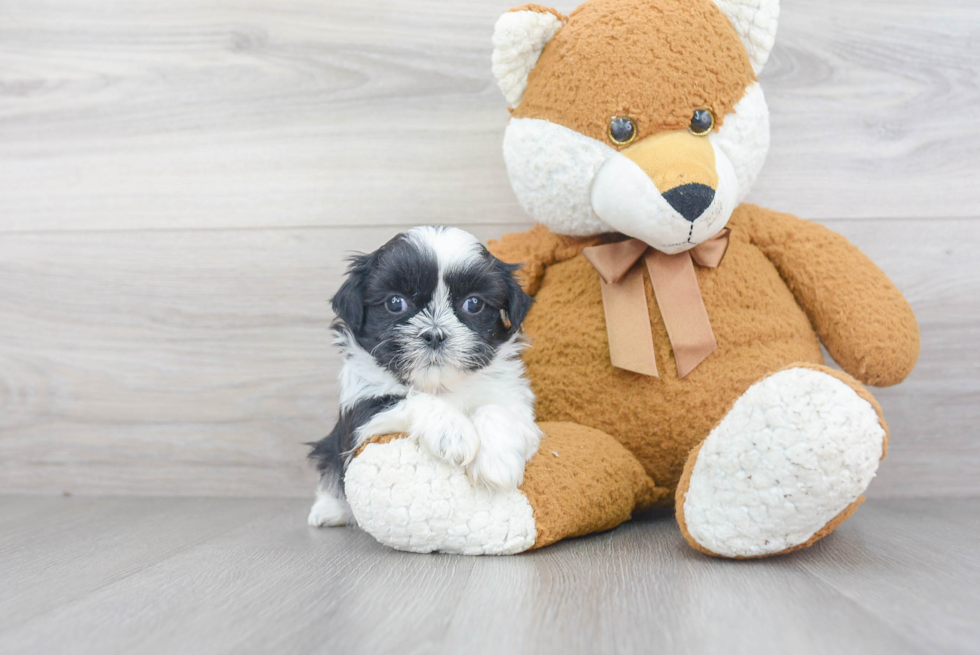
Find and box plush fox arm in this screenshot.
[735,204,920,387]
[488,224,601,296]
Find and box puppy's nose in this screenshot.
[662,183,716,222]
[420,329,446,348]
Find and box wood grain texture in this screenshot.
[0,0,978,232]
[0,220,977,499]
[0,224,526,497]
[1,496,978,654]
[0,496,270,633]
[798,499,980,655]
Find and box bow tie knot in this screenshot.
[582,229,731,378]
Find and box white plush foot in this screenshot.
[681,367,886,558]
[467,405,542,491]
[308,494,354,527]
[345,438,537,555]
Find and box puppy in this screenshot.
[308,226,541,527]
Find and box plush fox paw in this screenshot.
[346,436,537,555]
[677,366,887,558]
[344,422,663,555]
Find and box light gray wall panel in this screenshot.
[0,0,976,497]
[0,0,977,231]
[0,221,975,498]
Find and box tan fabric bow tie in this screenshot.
[582,229,731,379]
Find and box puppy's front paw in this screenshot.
[468,446,526,491]
[410,395,480,467]
[468,405,542,491]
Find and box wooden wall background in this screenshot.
[0,0,977,499]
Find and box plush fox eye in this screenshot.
[385,296,407,314]
[608,116,638,146]
[689,109,715,136]
[462,296,485,314]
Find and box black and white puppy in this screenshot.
[308,226,541,527]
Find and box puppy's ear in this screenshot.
[496,259,534,334]
[331,253,372,333]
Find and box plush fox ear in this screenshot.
[711,0,780,74]
[492,6,566,108]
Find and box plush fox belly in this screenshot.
[483,199,912,558]
[516,207,825,501]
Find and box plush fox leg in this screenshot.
[344,422,666,555]
[676,364,889,559]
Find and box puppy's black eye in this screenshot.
[689,109,715,136]
[608,116,637,146]
[462,297,485,315]
[385,296,407,314]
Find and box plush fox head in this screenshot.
[493,0,778,253]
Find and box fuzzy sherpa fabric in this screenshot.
[521,421,664,549]
[512,0,756,144]
[675,364,887,558]
[489,204,918,505]
[738,208,920,387]
[347,422,663,553]
[676,365,888,559]
[346,435,539,555]
[492,6,568,108]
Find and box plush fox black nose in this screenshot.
[662,183,716,222]
[421,329,446,348]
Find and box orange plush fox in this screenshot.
[340,0,920,558]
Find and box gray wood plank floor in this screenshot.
[0,496,977,655]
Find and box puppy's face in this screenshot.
[332,226,532,393]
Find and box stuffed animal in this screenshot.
[340,0,920,557]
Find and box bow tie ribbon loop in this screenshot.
[582,229,730,379]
